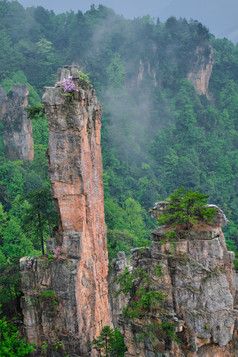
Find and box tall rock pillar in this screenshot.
[21,66,110,356]
[0,84,34,161]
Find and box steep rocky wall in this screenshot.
[21,66,110,356]
[110,205,238,356]
[0,84,34,161]
[137,59,158,87]
[187,45,214,98]
[109,251,129,328]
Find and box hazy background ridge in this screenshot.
[18,0,238,43]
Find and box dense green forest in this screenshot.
[0,0,238,321]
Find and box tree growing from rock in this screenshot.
[158,187,216,231]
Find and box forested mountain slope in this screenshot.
[0,1,238,314]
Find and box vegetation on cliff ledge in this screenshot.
[158,187,216,231]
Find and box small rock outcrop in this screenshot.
[0,84,34,161]
[111,203,238,356]
[150,201,229,227]
[21,66,110,356]
[187,45,214,98]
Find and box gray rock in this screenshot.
[112,217,237,356]
[149,201,169,219]
[1,83,34,161]
[42,86,63,106]
[46,238,56,254]
[207,204,229,226]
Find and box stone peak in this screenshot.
[9,84,29,101]
[57,65,86,82]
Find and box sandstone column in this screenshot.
[21,66,110,356]
[43,64,110,344]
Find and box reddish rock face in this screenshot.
[187,45,214,99]
[21,66,110,356]
[0,84,34,161]
[44,65,110,349]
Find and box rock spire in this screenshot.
[21,66,110,356]
[0,84,34,161]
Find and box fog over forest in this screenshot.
[18,0,238,43]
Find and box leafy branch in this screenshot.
[26,104,45,120]
[76,69,91,84]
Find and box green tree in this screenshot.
[123,198,147,240]
[22,187,58,255]
[0,203,7,245]
[92,326,126,357]
[36,38,54,66]
[2,217,34,259]
[0,29,14,80]
[0,259,22,315]
[107,229,139,260]
[158,187,216,231]
[0,305,35,356]
[107,53,126,88]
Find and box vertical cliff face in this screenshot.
[137,59,158,87]
[0,84,34,161]
[109,251,129,328]
[21,66,110,356]
[187,45,214,98]
[111,204,238,356]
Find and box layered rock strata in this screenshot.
[0,84,34,161]
[21,66,110,356]
[111,204,238,356]
[187,45,214,98]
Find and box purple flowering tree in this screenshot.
[48,246,66,261]
[26,257,34,269]
[61,76,79,93]
[61,76,79,100]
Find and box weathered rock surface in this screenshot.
[108,251,130,328]
[187,45,214,98]
[110,207,238,356]
[20,257,79,352]
[21,66,110,356]
[0,84,34,161]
